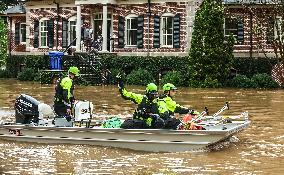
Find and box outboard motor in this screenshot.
[15,94,40,124]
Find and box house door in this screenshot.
[94,13,112,51]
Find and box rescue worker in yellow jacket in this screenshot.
[159,83,196,129]
[54,66,80,120]
[117,76,169,129]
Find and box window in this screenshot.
[266,16,284,44]
[225,17,238,38]
[69,17,76,46]
[40,19,48,47]
[126,14,138,46]
[20,23,26,43]
[274,17,283,42]
[224,17,244,44]
[161,13,174,47]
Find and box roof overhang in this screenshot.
[75,0,117,5]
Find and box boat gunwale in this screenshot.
[0,120,251,136]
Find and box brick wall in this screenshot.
[112,2,187,54]
[9,16,26,52]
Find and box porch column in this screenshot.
[26,7,31,51]
[102,4,108,52]
[76,4,82,52]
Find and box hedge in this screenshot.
[2,54,280,88]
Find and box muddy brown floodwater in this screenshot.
[0,79,283,174]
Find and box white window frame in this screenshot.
[274,16,283,42]
[125,14,138,47]
[224,17,238,39]
[93,12,113,40]
[68,16,77,46]
[161,13,174,47]
[20,23,26,43]
[39,18,49,48]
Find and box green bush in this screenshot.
[17,68,37,81]
[108,68,125,85]
[160,71,184,87]
[0,69,10,78]
[250,73,279,89]
[126,69,155,86]
[233,57,278,78]
[40,71,67,84]
[228,74,252,88]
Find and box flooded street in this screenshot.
[0,79,283,174]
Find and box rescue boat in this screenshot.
[0,94,250,152]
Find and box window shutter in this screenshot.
[173,14,180,48]
[62,19,68,48]
[267,17,274,44]
[81,27,85,41]
[33,20,39,48]
[118,16,125,48]
[15,23,20,45]
[137,15,144,49]
[237,19,244,44]
[48,19,54,48]
[153,15,160,48]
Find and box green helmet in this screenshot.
[163,83,177,91]
[68,66,79,76]
[146,83,158,94]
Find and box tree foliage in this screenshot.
[0,0,19,12]
[189,0,234,88]
[0,18,7,67]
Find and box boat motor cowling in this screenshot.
[15,94,54,125]
[15,94,40,124]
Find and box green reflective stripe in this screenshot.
[162,96,177,113]
[122,88,144,104]
[155,98,168,114]
[60,77,73,100]
[145,118,152,126]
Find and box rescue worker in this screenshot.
[53,66,80,120]
[117,76,169,129]
[159,83,196,129]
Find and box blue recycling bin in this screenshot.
[48,51,64,70]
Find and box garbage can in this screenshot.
[48,51,64,70]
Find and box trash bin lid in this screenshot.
[48,51,64,56]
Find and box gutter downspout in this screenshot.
[249,9,253,59]
[54,0,59,50]
[147,0,151,57]
[8,16,12,57]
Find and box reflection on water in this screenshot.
[0,79,284,174]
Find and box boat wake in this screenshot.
[206,136,240,152]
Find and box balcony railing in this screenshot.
[224,0,284,4]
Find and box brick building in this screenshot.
[1,0,282,57]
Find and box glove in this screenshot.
[65,115,72,122]
[188,109,199,115]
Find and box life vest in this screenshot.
[134,95,159,120]
[54,77,74,105]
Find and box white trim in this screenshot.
[68,18,77,47]
[125,14,138,47]
[160,13,174,47]
[20,23,26,44]
[274,16,283,41]
[39,18,49,47]
[162,13,175,17]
